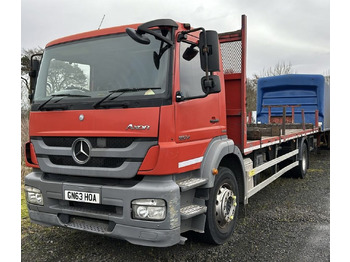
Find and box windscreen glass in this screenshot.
[34,32,171,108]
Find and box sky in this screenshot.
[21,0,330,78]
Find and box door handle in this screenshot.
[210,118,219,123]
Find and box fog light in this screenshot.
[132,199,166,221]
[24,186,43,206]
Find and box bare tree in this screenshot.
[21,47,43,76]
[257,61,296,78]
[46,60,87,94]
[21,48,43,115]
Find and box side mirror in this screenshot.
[29,57,41,102]
[201,75,221,94]
[183,44,198,61]
[199,30,220,73]
[29,59,40,77]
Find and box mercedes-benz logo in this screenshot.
[72,138,92,165]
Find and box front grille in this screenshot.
[42,137,135,148]
[49,155,126,168]
[32,136,158,178]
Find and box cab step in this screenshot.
[180,204,207,220]
[177,178,208,192]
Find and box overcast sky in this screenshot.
[21,0,329,78]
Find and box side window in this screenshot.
[180,43,205,98]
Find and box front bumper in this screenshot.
[28,210,180,247]
[25,171,181,247]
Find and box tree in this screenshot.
[21,47,43,76]
[256,61,296,78]
[21,48,43,115]
[46,60,87,94]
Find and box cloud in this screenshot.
[21,0,329,76]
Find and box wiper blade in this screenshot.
[38,93,91,111]
[51,93,91,97]
[93,87,161,109]
[37,96,55,111]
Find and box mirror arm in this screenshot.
[138,27,173,46]
[201,29,210,85]
[136,19,179,46]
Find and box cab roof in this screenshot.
[46,19,185,48]
[46,23,140,47]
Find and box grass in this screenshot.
[21,186,30,228]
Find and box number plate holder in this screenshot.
[64,190,100,204]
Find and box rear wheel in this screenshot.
[295,142,308,178]
[203,167,239,244]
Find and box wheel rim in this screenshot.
[215,183,237,229]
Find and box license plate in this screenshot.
[64,190,100,204]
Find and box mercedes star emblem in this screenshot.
[72,138,92,165]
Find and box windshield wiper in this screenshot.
[93,87,161,109]
[38,93,91,111]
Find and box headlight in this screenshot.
[132,199,166,221]
[24,186,44,206]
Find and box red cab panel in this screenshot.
[29,107,160,138]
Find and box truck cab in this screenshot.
[25,18,243,247]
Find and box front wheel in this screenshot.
[203,167,239,244]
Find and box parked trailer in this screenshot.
[25,15,323,247]
[256,74,330,148]
[257,74,330,131]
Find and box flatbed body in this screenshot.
[245,126,319,154]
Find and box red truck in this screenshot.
[24,15,322,247]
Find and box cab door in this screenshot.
[174,41,222,144]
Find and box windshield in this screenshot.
[34,31,171,109]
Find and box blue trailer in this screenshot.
[256,74,330,132]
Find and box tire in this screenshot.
[203,167,239,244]
[295,142,308,179]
